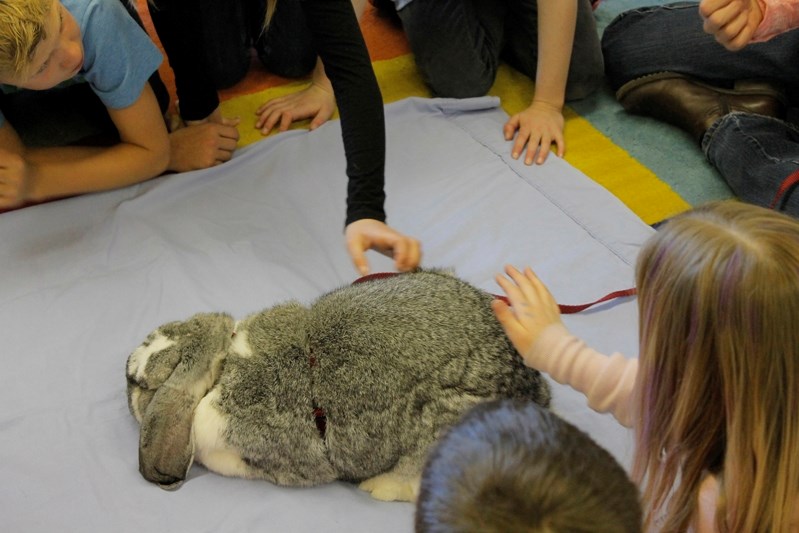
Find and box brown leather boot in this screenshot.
[616,72,788,144]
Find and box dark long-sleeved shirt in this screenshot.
[148,0,386,225]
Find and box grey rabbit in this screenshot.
[126,269,551,501]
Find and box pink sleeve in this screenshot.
[525,324,638,427]
[753,0,799,41]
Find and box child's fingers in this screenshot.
[503,116,519,141]
[492,299,536,355]
[494,273,527,311]
[491,299,521,334]
[346,238,370,276]
[504,265,542,306]
[395,238,422,272]
[523,266,559,307]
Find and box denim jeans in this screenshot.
[397,0,604,101]
[601,2,799,96]
[705,113,799,215]
[601,1,799,216]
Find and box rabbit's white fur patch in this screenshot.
[229,327,253,358]
[128,387,146,423]
[127,332,175,383]
[130,389,144,424]
[359,472,420,502]
[193,389,250,478]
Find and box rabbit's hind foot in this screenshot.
[359,472,420,502]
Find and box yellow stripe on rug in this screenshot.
[221,54,689,226]
[489,64,689,225]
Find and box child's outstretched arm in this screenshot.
[492,265,565,362]
[300,0,422,275]
[21,84,169,203]
[493,265,638,427]
[503,0,577,165]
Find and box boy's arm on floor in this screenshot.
[24,84,169,202]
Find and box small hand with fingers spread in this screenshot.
[503,100,565,165]
[255,83,336,136]
[492,265,564,366]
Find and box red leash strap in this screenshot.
[352,272,402,284]
[492,287,637,314]
[353,273,637,314]
[770,169,799,210]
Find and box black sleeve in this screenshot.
[146,0,221,121]
[300,0,387,226]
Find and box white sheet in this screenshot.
[0,97,652,532]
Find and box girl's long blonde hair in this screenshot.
[632,201,799,531]
[0,0,53,79]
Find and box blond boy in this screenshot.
[0,0,239,210]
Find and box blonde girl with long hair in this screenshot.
[493,200,799,532]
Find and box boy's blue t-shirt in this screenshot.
[0,0,162,127]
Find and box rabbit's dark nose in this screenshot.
[156,477,185,491]
[138,445,190,491]
[141,464,186,491]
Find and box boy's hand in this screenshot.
[345,218,422,276]
[167,119,240,172]
[492,265,563,362]
[0,148,32,209]
[699,0,763,50]
[503,100,565,165]
[255,83,336,135]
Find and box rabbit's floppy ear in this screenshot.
[135,313,233,490]
[127,321,189,424]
